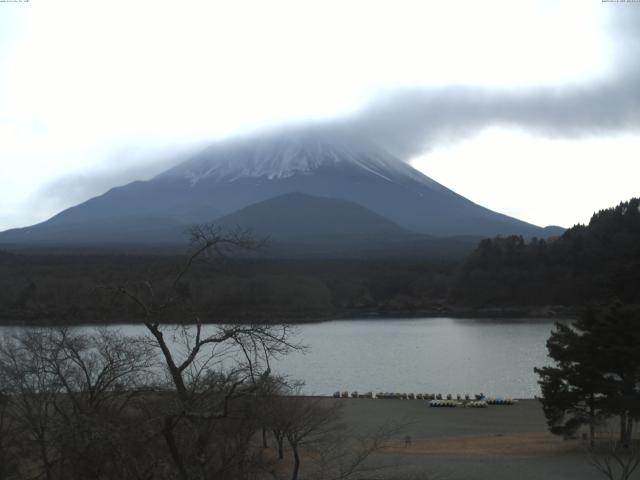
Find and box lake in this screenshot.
[0,317,560,398]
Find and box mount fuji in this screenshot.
[0,129,563,254]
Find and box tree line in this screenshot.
[0,198,639,325]
[452,198,640,307]
[0,253,456,325]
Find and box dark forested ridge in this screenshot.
[0,198,638,324]
[452,198,640,308]
[0,253,458,324]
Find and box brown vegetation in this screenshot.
[0,225,400,480]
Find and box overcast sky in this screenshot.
[0,0,639,230]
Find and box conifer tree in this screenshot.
[535,316,610,446]
[536,305,640,446]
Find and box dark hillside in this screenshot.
[452,198,640,307]
[0,253,458,324]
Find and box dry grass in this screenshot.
[383,432,581,457]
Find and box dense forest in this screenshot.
[0,198,638,324]
[0,253,457,324]
[452,198,640,308]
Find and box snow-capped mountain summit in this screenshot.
[160,131,441,188]
[0,129,563,251]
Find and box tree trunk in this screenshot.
[38,439,53,480]
[162,416,189,480]
[589,397,596,448]
[262,426,268,448]
[274,431,284,459]
[620,411,630,448]
[291,444,300,480]
[146,325,189,403]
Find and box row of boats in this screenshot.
[430,399,487,408]
[333,391,486,400]
[332,391,518,406]
[429,398,517,407]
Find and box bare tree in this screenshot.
[0,225,299,480]
[110,224,299,480]
[311,421,406,480]
[42,328,157,480]
[0,389,18,480]
[39,328,157,414]
[587,438,640,480]
[279,394,343,480]
[263,385,405,480]
[258,377,301,461]
[0,330,62,480]
[0,328,159,480]
[253,375,289,454]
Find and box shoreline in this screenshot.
[0,305,580,327]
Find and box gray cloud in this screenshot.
[337,73,640,160]
[22,5,640,225]
[28,145,198,224]
[287,5,640,159]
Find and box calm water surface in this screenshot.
[0,317,559,398]
[276,317,558,398]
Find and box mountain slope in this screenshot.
[216,192,409,238]
[214,192,481,258]
[0,216,187,246]
[0,129,562,250]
